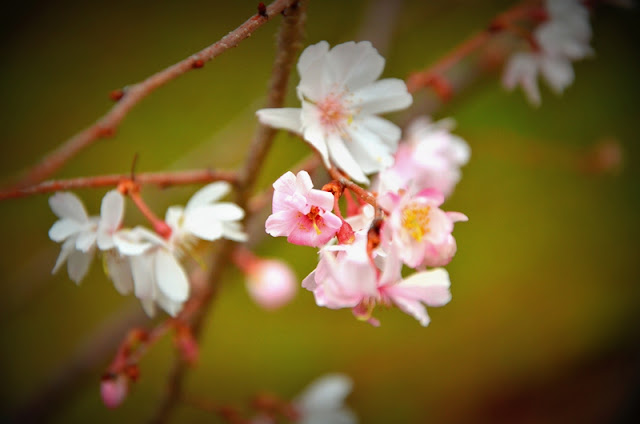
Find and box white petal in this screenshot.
[222,222,248,242]
[540,56,574,94]
[297,41,330,76]
[52,237,76,275]
[297,374,353,412]
[75,230,97,252]
[49,192,89,221]
[192,203,245,222]
[183,210,224,241]
[105,252,134,295]
[327,41,385,90]
[100,190,124,230]
[154,249,189,302]
[185,182,231,211]
[67,247,94,284]
[359,115,401,149]
[156,291,185,317]
[398,268,452,306]
[140,298,156,317]
[48,219,84,242]
[256,108,303,134]
[354,78,412,115]
[113,230,153,256]
[327,134,368,184]
[129,253,156,299]
[392,295,431,326]
[347,124,394,174]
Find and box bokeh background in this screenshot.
[1,0,639,422]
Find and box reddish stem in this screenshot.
[8,0,295,190]
[0,168,237,201]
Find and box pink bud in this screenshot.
[246,259,297,310]
[100,374,128,409]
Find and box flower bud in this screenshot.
[246,259,297,310]
[100,374,128,409]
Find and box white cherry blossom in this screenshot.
[257,41,412,183]
[49,190,124,284]
[294,374,358,424]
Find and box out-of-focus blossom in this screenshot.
[100,374,128,409]
[294,374,358,424]
[266,171,342,247]
[503,0,592,106]
[49,190,124,283]
[375,117,470,198]
[257,41,412,183]
[236,250,297,310]
[379,188,467,268]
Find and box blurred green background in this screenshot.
[1,0,639,422]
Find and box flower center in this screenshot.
[402,204,431,242]
[307,206,323,235]
[317,93,351,131]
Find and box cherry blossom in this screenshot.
[113,227,189,317]
[379,188,467,268]
[375,116,470,198]
[293,373,358,424]
[303,231,452,326]
[265,170,342,247]
[503,0,592,106]
[165,181,247,247]
[48,190,124,284]
[257,41,412,183]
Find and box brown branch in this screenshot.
[0,168,237,201]
[147,2,307,423]
[327,167,377,208]
[9,0,294,190]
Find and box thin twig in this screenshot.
[8,0,294,190]
[147,2,307,423]
[0,168,237,201]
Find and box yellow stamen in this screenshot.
[402,204,431,242]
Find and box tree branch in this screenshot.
[147,2,308,423]
[0,168,237,201]
[8,0,295,190]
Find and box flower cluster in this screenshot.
[503,0,593,106]
[49,182,247,316]
[261,41,469,327]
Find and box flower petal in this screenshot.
[222,222,249,242]
[296,373,353,412]
[185,182,231,211]
[100,190,125,232]
[327,134,368,184]
[327,41,385,90]
[105,252,134,295]
[75,230,97,252]
[67,247,94,284]
[154,249,189,302]
[183,209,224,241]
[49,219,84,242]
[354,78,412,115]
[49,192,89,221]
[256,108,303,134]
[130,253,156,299]
[52,237,75,275]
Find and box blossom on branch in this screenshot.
[379,188,467,268]
[48,190,124,283]
[375,116,470,198]
[293,374,357,424]
[265,170,342,247]
[257,41,412,183]
[503,0,593,106]
[303,232,452,327]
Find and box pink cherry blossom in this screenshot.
[265,171,342,247]
[379,188,467,268]
[303,232,452,326]
[100,374,128,409]
[375,117,470,198]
